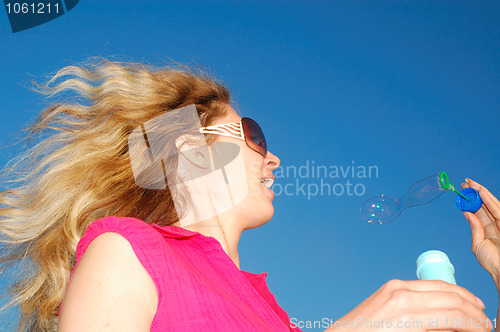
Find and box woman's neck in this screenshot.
[179,215,243,269]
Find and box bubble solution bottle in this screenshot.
[416,250,456,285]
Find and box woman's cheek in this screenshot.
[248,178,263,197]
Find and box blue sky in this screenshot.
[1,1,499,330]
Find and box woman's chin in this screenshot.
[246,204,275,229]
[245,217,272,230]
[263,186,275,200]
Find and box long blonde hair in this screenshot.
[0,57,231,331]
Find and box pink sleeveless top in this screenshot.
[62,216,302,331]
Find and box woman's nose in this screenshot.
[265,151,280,169]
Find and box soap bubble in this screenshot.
[360,173,446,224]
[360,195,401,224]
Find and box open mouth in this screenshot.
[260,178,274,189]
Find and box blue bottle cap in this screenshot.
[455,188,483,213]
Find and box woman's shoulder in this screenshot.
[59,224,158,331]
[83,216,158,238]
[75,216,169,284]
[77,216,161,260]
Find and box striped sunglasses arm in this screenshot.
[198,122,244,140]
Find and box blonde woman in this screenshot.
[0,59,498,331]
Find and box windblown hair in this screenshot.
[0,57,231,331]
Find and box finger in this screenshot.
[387,287,490,331]
[476,206,494,228]
[476,211,500,240]
[465,178,500,221]
[420,309,491,332]
[389,280,484,310]
[467,179,500,207]
[415,289,484,311]
[404,289,491,331]
[464,212,486,247]
[463,212,493,260]
[462,182,495,228]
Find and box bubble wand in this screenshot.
[360,172,483,224]
[438,172,468,201]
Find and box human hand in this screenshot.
[324,279,491,331]
[462,178,500,288]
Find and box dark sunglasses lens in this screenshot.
[242,118,267,156]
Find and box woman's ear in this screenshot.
[175,134,210,169]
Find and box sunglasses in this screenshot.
[199,117,267,157]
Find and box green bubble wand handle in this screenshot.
[439,172,469,201]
